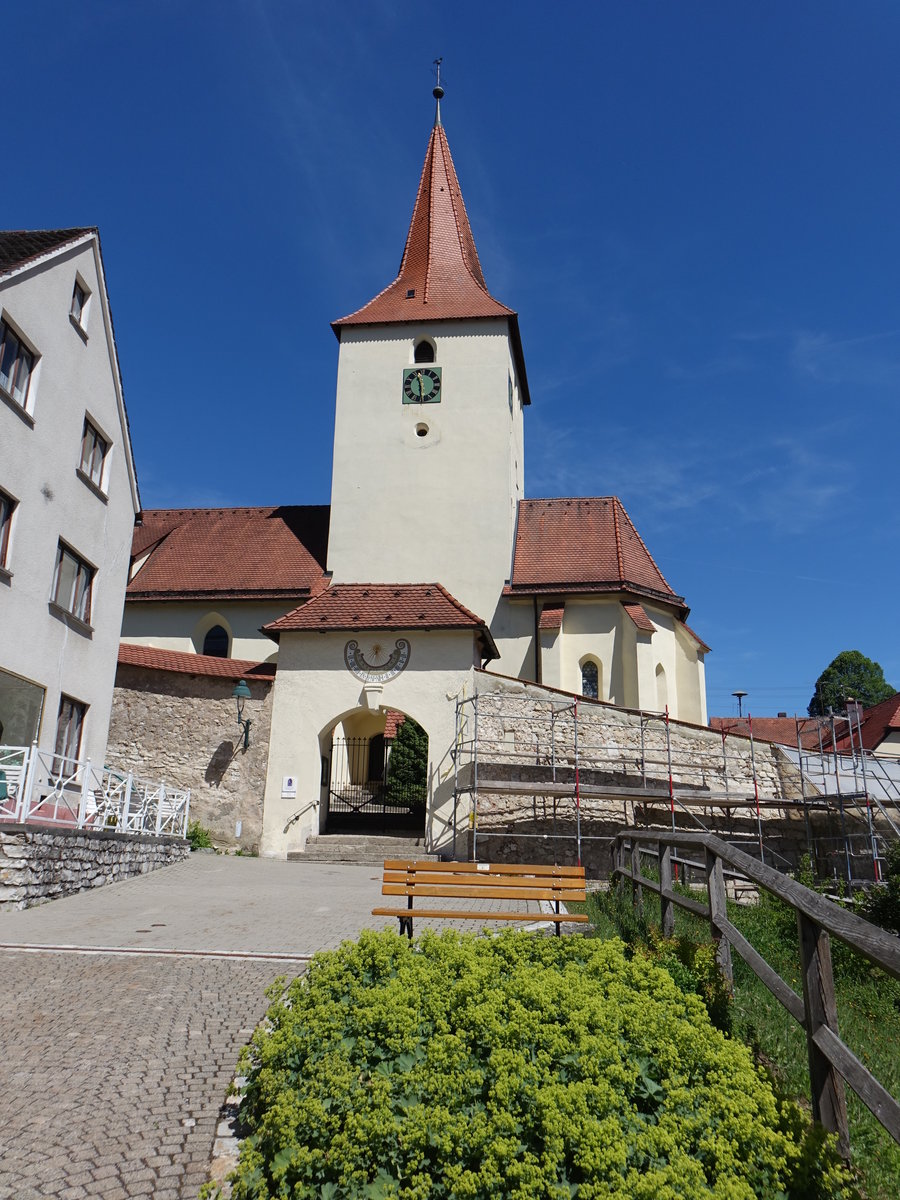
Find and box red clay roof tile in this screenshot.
[824,692,900,752]
[709,716,820,747]
[507,498,684,610]
[680,621,710,653]
[539,603,565,630]
[263,582,495,651]
[334,124,513,328]
[332,121,530,404]
[622,602,655,633]
[127,506,329,600]
[117,643,276,680]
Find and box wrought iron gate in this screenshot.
[326,736,425,831]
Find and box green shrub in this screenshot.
[859,839,900,935]
[384,717,428,809]
[225,930,855,1200]
[187,819,214,850]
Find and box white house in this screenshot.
[0,229,140,772]
[114,95,709,856]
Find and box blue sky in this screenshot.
[8,2,900,718]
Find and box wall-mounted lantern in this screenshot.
[232,679,252,751]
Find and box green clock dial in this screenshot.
[402,366,442,404]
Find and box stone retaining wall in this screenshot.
[462,674,873,878]
[0,824,190,910]
[109,665,273,851]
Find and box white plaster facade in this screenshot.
[327,319,525,638]
[260,628,479,857]
[122,600,281,662]
[0,232,139,767]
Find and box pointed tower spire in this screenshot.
[333,78,516,330]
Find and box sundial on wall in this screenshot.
[344,638,411,682]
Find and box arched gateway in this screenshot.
[258,583,498,857]
[320,707,428,835]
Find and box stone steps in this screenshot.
[290,833,440,865]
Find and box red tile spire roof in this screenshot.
[332,107,530,403]
[334,124,512,328]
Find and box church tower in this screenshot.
[326,83,530,631]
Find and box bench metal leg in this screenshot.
[398,895,413,940]
[555,898,561,937]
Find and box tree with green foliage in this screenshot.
[808,650,896,716]
[384,715,428,809]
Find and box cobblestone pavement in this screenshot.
[0,856,551,1197]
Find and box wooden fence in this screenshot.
[612,828,900,1159]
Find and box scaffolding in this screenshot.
[451,688,900,885]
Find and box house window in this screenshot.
[71,281,88,326]
[0,489,15,569]
[54,694,86,772]
[79,419,109,490]
[51,542,94,624]
[0,319,35,408]
[414,339,435,363]
[202,624,229,657]
[581,660,599,700]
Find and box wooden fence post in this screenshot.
[660,843,674,937]
[631,840,643,916]
[797,912,851,1159]
[705,848,733,986]
[613,837,623,895]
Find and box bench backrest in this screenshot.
[382,860,586,903]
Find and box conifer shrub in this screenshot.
[221,930,855,1199]
[383,717,428,810]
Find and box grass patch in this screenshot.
[585,880,900,1199]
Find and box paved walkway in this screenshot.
[0,856,550,1198]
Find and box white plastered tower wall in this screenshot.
[0,234,139,767]
[259,628,479,858]
[327,318,525,640]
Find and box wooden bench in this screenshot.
[372,860,590,938]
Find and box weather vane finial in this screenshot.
[432,57,444,126]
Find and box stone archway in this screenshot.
[319,707,428,834]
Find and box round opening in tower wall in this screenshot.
[415,423,428,437]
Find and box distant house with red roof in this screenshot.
[710,696,900,758]
[113,89,710,855]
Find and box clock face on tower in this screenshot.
[402,366,442,404]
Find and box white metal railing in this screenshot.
[0,743,190,838]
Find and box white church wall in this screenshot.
[557,600,621,704]
[327,319,524,644]
[491,599,540,680]
[673,620,707,725]
[259,628,478,858]
[121,600,285,661]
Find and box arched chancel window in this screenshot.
[203,624,229,658]
[414,339,435,363]
[581,660,599,700]
[655,663,668,712]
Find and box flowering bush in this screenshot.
[223,930,854,1200]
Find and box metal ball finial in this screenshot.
[433,57,444,125]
